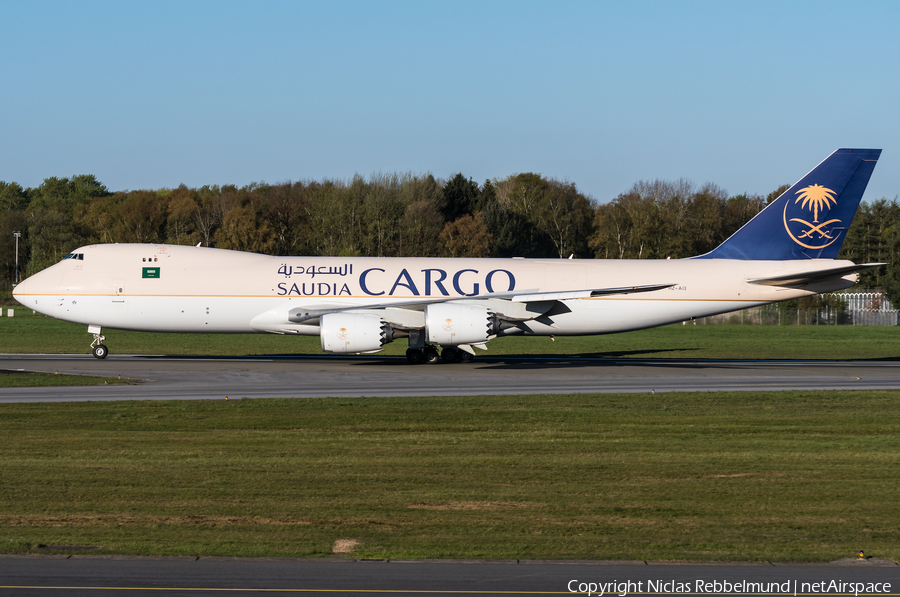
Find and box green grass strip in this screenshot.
[0,391,898,561]
[0,370,130,387]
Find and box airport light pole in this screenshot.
[13,232,21,285]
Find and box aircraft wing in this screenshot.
[746,263,884,287]
[287,283,676,324]
[510,283,675,302]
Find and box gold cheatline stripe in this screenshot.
[14,293,764,303]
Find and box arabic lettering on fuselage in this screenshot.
[278,264,352,278]
[275,266,516,297]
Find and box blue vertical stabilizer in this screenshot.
[696,148,881,260]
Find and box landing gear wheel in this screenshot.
[92,344,109,359]
[406,348,425,365]
[423,347,440,364]
[459,350,474,363]
[441,347,459,363]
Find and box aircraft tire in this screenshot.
[406,348,425,365]
[441,347,458,363]
[423,347,440,365]
[92,344,109,359]
[459,350,474,363]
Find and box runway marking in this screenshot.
[0,587,572,595]
[3,590,899,596]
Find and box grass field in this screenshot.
[1,314,899,360]
[1,391,898,562]
[0,370,129,387]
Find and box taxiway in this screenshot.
[2,354,900,403]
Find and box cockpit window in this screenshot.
[61,253,84,261]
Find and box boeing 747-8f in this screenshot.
[13,148,883,363]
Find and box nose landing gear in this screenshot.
[88,325,108,359]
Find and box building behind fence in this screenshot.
[695,289,898,326]
[838,291,898,326]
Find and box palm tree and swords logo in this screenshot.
[783,183,843,250]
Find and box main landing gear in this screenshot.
[441,346,474,363]
[89,325,108,359]
[406,345,474,365]
[405,345,439,365]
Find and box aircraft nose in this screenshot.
[12,265,63,307]
[12,278,32,304]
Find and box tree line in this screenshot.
[1,171,897,304]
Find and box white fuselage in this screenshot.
[13,244,856,338]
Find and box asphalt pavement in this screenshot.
[1,555,898,596]
[3,354,900,403]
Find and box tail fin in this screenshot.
[696,148,881,260]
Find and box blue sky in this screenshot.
[2,0,898,203]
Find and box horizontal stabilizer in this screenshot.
[747,263,884,287]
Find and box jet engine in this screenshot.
[425,303,498,346]
[320,313,397,353]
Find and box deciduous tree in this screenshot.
[439,212,491,258]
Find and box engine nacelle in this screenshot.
[320,313,395,353]
[425,303,498,346]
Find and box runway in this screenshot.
[1,555,898,596]
[3,353,900,403]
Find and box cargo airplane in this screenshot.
[13,148,883,364]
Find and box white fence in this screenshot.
[833,291,898,326]
[695,290,898,326]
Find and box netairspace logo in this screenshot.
[566,578,893,596]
